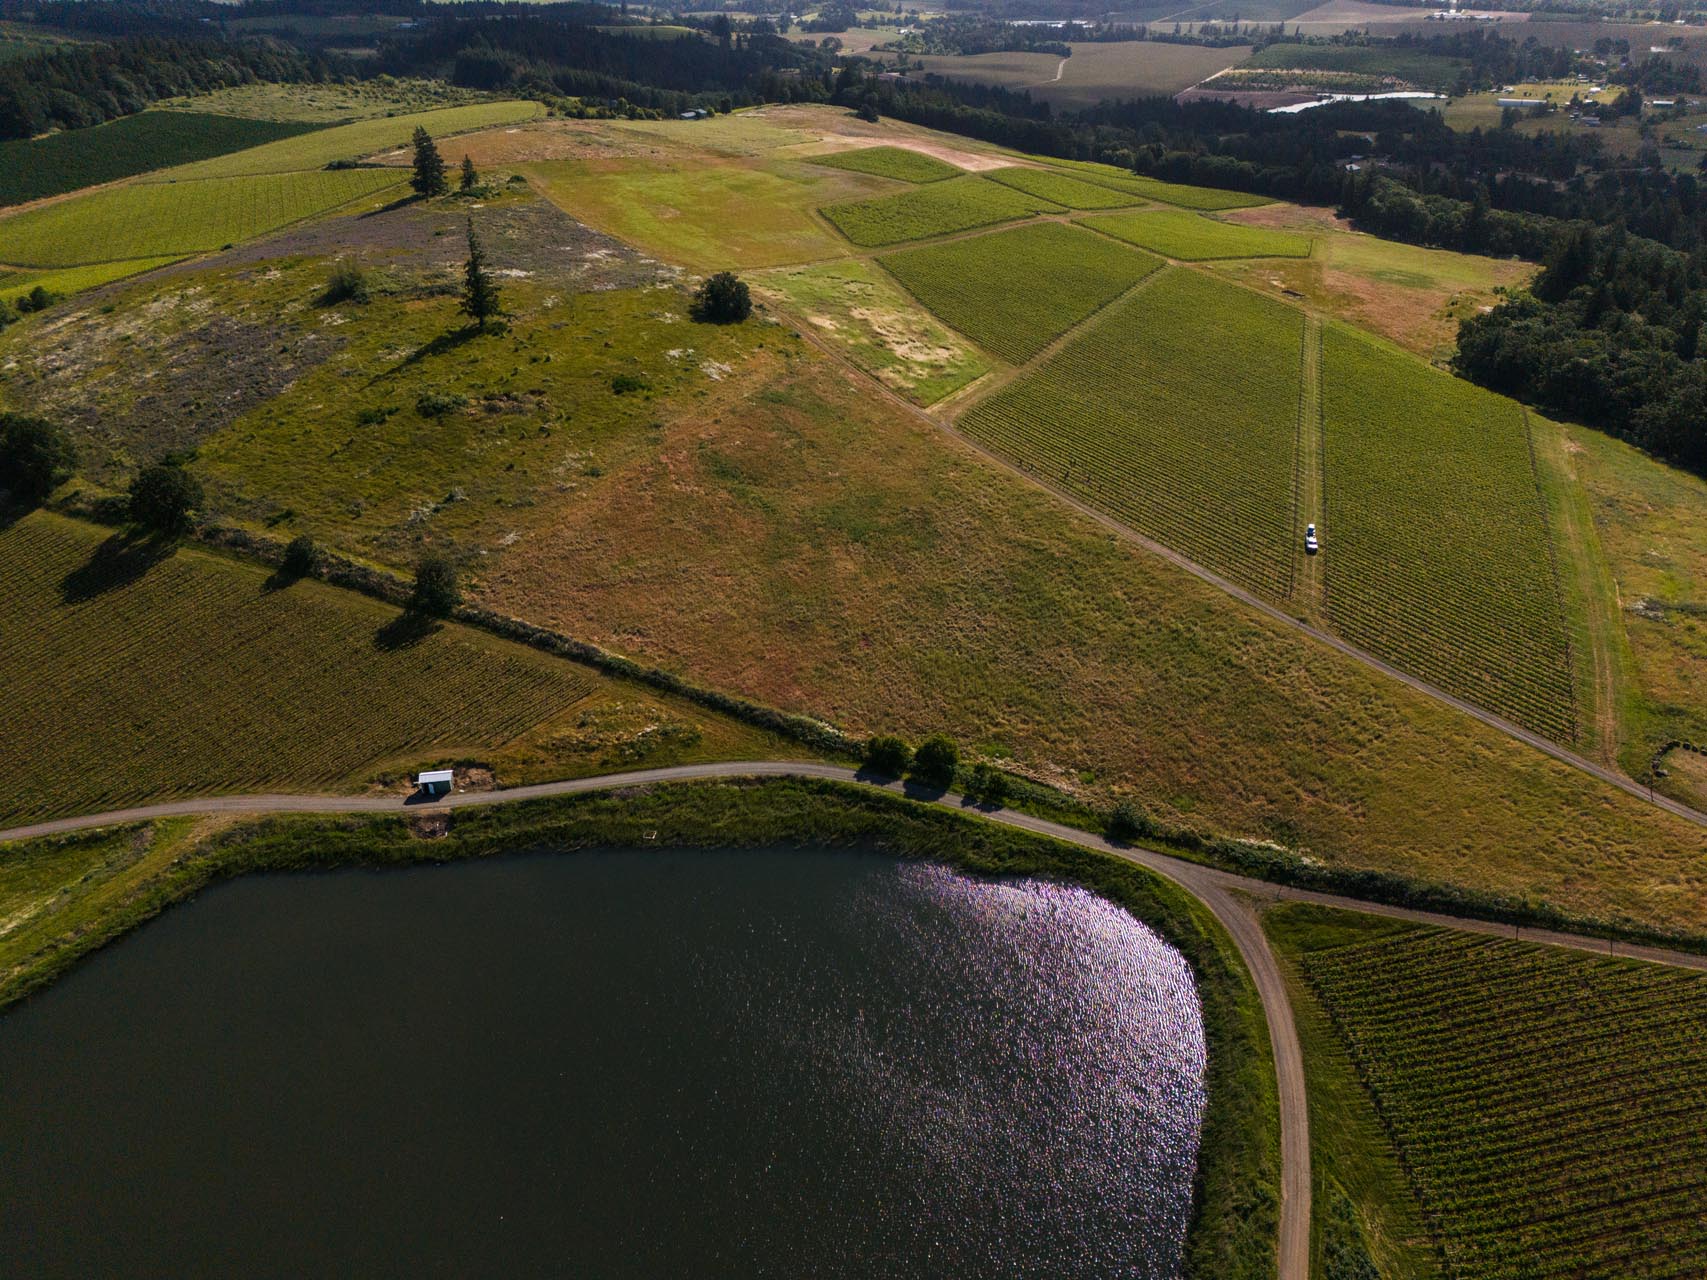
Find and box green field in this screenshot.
[913,41,1249,109]
[959,268,1302,597]
[0,512,596,825]
[153,80,489,123]
[807,145,959,183]
[1042,158,1271,211]
[1,257,183,305]
[1302,922,1707,1278]
[752,259,990,404]
[0,169,403,267]
[820,174,1063,247]
[1321,324,1577,742]
[985,165,1147,210]
[1242,42,1468,91]
[878,221,1160,363]
[1085,209,1313,260]
[148,100,544,181]
[0,113,322,209]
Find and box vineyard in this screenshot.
[0,513,593,825]
[819,174,1062,247]
[984,166,1145,209]
[1039,158,1272,211]
[808,145,959,183]
[0,169,403,267]
[1084,209,1313,261]
[878,222,1160,363]
[958,267,1303,596]
[1305,928,1707,1279]
[0,112,321,208]
[1321,324,1577,742]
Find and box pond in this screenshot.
[0,847,1208,1278]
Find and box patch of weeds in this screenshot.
[416,391,467,418]
[610,372,651,395]
[356,405,398,427]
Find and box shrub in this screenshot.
[282,534,317,577]
[410,553,460,617]
[690,271,751,324]
[1107,800,1145,843]
[610,372,650,395]
[416,391,467,418]
[0,412,76,505]
[909,733,959,787]
[863,734,912,777]
[319,263,370,305]
[129,460,203,536]
[969,762,1010,806]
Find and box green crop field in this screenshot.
[878,221,1160,363]
[1321,324,1577,742]
[807,145,959,183]
[0,169,403,267]
[820,174,1063,247]
[1,257,182,305]
[0,513,595,825]
[152,80,489,123]
[984,165,1146,210]
[1304,926,1707,1279]
[959,267,1302,596]
[147,100,544,180]
[1242,42,1469,91]
[1085,208,1313,260]
[1041,158,1271,211]
[0,112,322,209]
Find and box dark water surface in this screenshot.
[0,848,1207,1278]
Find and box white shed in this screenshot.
[416,769,454,797]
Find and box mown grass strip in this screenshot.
[0,112,323,208]
[879,220,1160,363]
[807,145,959,183]
[820,173,1062,247]
[1304,925,1707,1279]
[0,512,594,824]
[985,165,1147,209]
[1084,208,1312,260]
[1321,323,1577,743]
[959,267,1302,597]
[0,168,402,267]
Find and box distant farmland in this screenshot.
[913,41,1250,108]
[1306,927,1707,1278]
[959,267,1303,597]
[0,513,593,824]
[1321,324,1577,742]
[879,221,1160,363]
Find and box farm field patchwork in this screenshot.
[1320,324,1577,743]
[0,112,323,208]
[1040,158,1272,211]
[820,174,1063,247]
[984,166,1146,210]
[912,41,1250,108]
[1303,924,1707,1279]
[752,259,990,405]
[149,99,544,180]
[0,169,403,267]
[1242,41,1468,90]
[958,267,1302,597]
[151,79,490,122]
[1085,208,1313,260]
[877,221,1160,363]
[807,145,959,183]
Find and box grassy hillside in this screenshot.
[1322,324,1577,743]
[960,267,1303,597]
[0,113,322,209]
[0,513,792,825]
[807,145,960,183]
[878,221,1160,362]
[1299,916,1707,1278]
[0,169,402,267]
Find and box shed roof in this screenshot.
[418,769,455,785]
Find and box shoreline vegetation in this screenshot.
[0,775,1282,1280]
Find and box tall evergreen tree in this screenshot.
[410,126,448,198]
[460,155,479,193]
[461,220,501,330]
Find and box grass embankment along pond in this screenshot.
[0,776,1282,1280]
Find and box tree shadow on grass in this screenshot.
[60,530,176,604]
[374,610,442,651]
[366,325,483,388]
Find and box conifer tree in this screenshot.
[410,126,448,198]
[461,219,501,330]
[460,155,478,193]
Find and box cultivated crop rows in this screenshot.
[959,267,1303,597]
[984,166,1145,209]
[1084,209,1312,261]
[1306,930,1707,1279]
[0,168,403,267]
[879,222,1160,363]
[1320,324,1577,742]
[820,174,1062,247]
[0,515,593,824]
[808,145,958,183]
[1039,158,1271,211]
